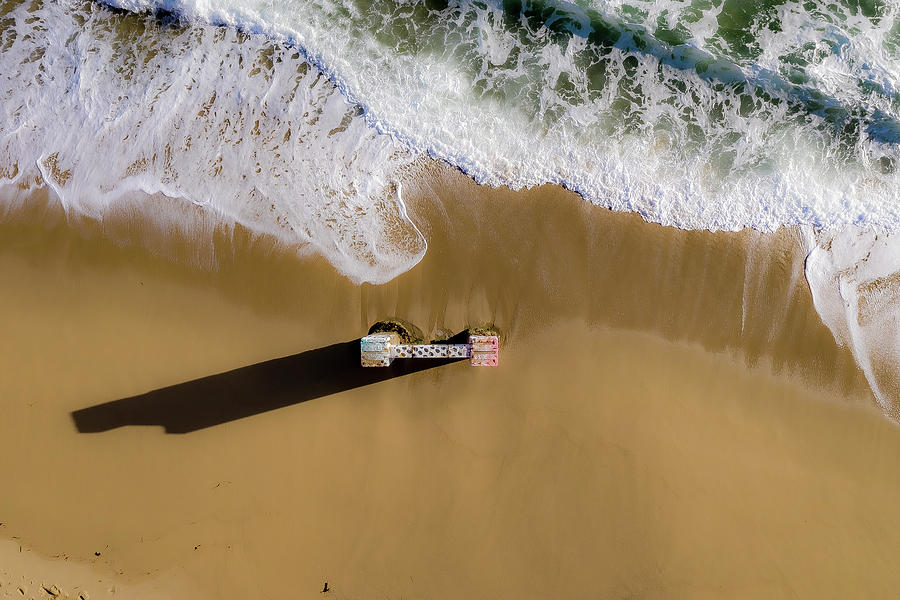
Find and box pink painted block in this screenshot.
[469,335,499,367]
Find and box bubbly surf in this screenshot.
[100,0,900,231]
[3,0,900,415]
[0,0,428,283]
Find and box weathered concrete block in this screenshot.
[469,335,499,367]
[447,344,470,358]
[361,353,392,367]
[412,344,449,358]
[393,344,413,358]
[360,333,400,367]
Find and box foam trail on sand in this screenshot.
[804,227,900,419]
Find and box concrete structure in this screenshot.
[360,333,499,367]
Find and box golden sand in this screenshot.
[1,163,898,599]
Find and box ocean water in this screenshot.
[2,0,900,413]
[101,0,900,232]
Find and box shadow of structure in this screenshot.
[71,339,465,434]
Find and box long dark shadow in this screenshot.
[71,339,465,434]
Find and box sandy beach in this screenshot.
[2,161,899,599]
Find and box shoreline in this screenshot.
[0,159,873,398]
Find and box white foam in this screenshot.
[5,0,900,261]
[804,226,900,419]
[87,0,900,233]
[0,0,426,284]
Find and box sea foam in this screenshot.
[804,227,900,419]
[0,0,426,284]
[96,0,900,232]
[4,0,900,260]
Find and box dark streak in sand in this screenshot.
[71,338,465,434]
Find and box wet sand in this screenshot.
[2,162,899,599]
